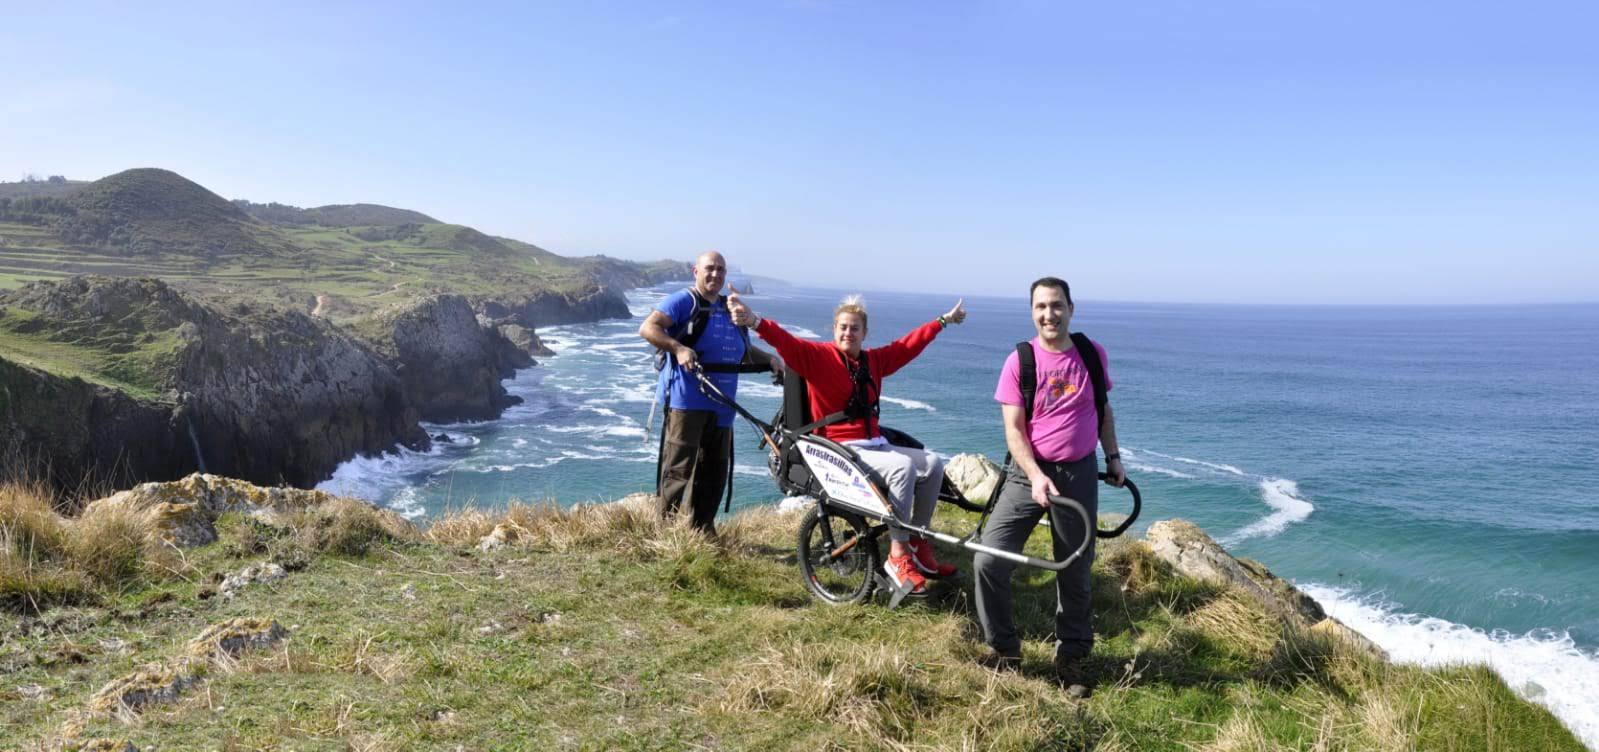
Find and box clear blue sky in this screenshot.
[4,1,1596,304]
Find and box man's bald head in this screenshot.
[693,250,728,297]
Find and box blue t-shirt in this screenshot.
[655,289,746,427]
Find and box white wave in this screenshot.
[1173,456,1246,476]
[1127,462,1195,479]
[316,445,447,505]
[1302,584,1599,749]
[1221,478,1315,544]
[583,382,657,404]
[581,406,621,418]
[732,464,771,478]
[386,486,428,520]
[510,438,528,448]
[777,496,814,512]
[427,432,481,447]
[739,382,785,399]
[881,396,936,412]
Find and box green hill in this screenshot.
[0,176,88,200]
[234,200,440,227]
[49,168,290,258]
[0,168,684,317]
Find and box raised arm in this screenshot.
[873,299,966,377]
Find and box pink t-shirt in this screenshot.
[994,337,1112,463]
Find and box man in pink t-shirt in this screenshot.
[973,277,1125,697]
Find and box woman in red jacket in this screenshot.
[731,293,967,596]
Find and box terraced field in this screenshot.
[0,221,599,323]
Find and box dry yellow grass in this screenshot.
[1188,591,1280,661]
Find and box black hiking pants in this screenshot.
[657,408,731,533]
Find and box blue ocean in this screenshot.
[321,283,1599,746]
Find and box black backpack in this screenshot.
[1016,332,1109,433]
[653,288,720,372]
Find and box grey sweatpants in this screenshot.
[854,444,944,542]
[972,453,1099,658]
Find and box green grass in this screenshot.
[0,490,1582,752]
[0,308,181,400]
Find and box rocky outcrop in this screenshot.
[84,472,397,532]
[87,617,288,715]
[473,286,631,329]
[945,453,1004,504]
[359,295,524,422]
[943,460,1382,659]
[498,323,554,358]
[0,357,182,493]
[1,277,427,492]
[1145,520,1385,659]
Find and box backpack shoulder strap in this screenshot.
[678,290,718,350]
[1015,341,1037,424]
[1070,332,1109,434]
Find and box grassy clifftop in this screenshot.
[0,476,1582,751]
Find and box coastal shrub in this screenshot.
[423,507,498,546]
[215,512,285,557]
[498,497,659,554]
[0,545,93,613]
[68,500,154,586]
[1256,623,1340,690]
[0,480,69,561]
[292,497,416,557]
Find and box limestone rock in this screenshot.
[88,662,201,713]
[89,618,288,716]
[220,563,287,598]
[611,492,656,511]
[187,617,289,659]
[143,502,216,547]
[361,295,525,422]
[499,323,555,357]
[478,521,530,552]
[1144,520,1386,660]
[945,453,1004,504]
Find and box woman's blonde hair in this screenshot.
[834,294,868,327]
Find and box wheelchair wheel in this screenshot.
[797,504,878,605]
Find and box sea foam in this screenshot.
[1302,583,1599,749]
[1222,478,1315,544]
[879,396,936,412]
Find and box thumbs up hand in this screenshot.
[942,298,967,325]
[728,292,758,327]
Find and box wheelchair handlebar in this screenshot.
[1095,474,1141,539]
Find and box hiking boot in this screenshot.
[1053,652,1095,699]
[907,537,958,579]
[977,646,1022,672]
[882,553,929,597]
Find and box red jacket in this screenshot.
[754,318,944,443]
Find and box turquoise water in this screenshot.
[321,284,1599,745]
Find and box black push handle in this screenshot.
[1094,474,1141,538]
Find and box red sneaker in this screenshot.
[883,553,928,596]
[908,537,958,578]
